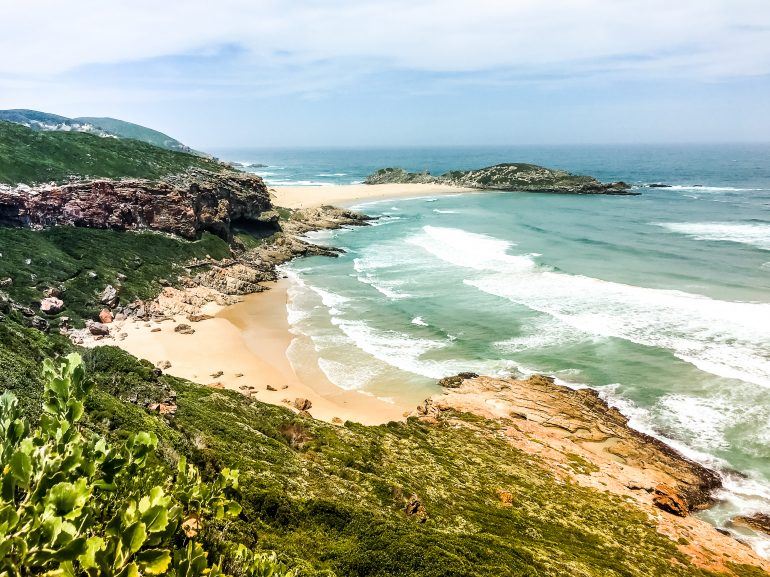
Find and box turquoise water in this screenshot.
[216,145,770,554]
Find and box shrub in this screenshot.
[0,353,296,577]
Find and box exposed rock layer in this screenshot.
[0,169,274,240]
[364,163,634,194]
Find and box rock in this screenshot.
[210,370,224,378]
[653,484,688,517]
[149,402,177,416]
[405,494,428,522]
[100,285,119,307]
[293,398,312,411]
[0,278,12,287]
[0,169,275,241]
[364,164,637,195]
[174,323,195,335]
[44,287,62,298]
[437,372,480,388]
[732,513,770,535]
[332,417,344,425]
[187,313,213,322]
[0,291,10,314]
[28,316,49,332]
[156,360,172,370]
[208,382,225,389]
[99,309,114,324]
[266,385,277,391]
[39,297,64,315]
[86,320,110,336]
[496,489,514,506]
[150,327,161,333]
[114,313,126,321]
[298,410,312,418]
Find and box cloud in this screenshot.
[3,0,769,83]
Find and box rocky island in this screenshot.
[364,163,635,194]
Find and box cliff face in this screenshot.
[364,163,634,194]
[0,169,274,240]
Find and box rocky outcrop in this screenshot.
[0,169,275,240]
[364,163,634,195]
[426,373,720,512]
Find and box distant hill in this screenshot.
[0,109,195,153]
[0,120,225,184]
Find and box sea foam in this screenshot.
[408,226,770,388]
[655,221,770,250]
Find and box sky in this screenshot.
[2,0,770,148]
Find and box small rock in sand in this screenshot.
[266,385,277,391]
[174,323,195,335]
[99,309,113,324]
[86,320,110,336]
[150,327,161,333]
[293,398,312,411]
[188,313,213,322]
[210,370,224,378]
[281,385,289,390]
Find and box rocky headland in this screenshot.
[364,163,635,194]
[415,373,770,573]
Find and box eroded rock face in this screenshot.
[0,169,274,240]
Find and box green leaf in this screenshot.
[141,505,169,534]
[45,478,90,519]
[78,536,105,570]
[122,521,147,554]
[136,549,172,575]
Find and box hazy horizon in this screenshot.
[2,1,769,149]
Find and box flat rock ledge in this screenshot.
[413,373,770,574]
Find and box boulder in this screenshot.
[653,484,688,517]
[437,372,479,388]
[99,309,114,324]
[732,513,770,535]
[405,494,428,522]
[293,398,312,411]
[174,323,195,335]
[86,321,110,336]
[40,297,64,315]
[100,285,119,307]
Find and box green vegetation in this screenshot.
[0,227,230,321]
[0,121,225,184]
[74,117,194,154]
[0,353,295,576]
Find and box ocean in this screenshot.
[212,144,770,554]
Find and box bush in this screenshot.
[0,353,297,577]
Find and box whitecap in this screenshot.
[411,316,428,326]
[408,226,770,388]
[654,221,770,250]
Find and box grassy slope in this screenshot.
[1,337,759,577]
[0,227,231,321]
[74,116,191,153]
[0,120,223,184]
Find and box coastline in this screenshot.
[88,279,408,426]
[271,182,476,208]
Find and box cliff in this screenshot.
[0,169,275,241]
[364,163,634,194]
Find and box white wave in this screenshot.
[665,185,760,192]
[411,316,428,326]
[409,226,770,388]
[317,357,380,391]
[265,179,335,186]
[316,173,348,177]
[655,221,770,250]
[433,209,459,214]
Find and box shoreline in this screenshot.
[271,182,477,208]
[90,279,408,426]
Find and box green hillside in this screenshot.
[0,121,225,184]
[75,116,194,153]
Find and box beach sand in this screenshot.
[100,279,408,425]
[271,183,475,208]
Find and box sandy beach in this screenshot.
[271,182,475,208]
[96,279,409,425]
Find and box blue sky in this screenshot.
[2,0,769,148]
